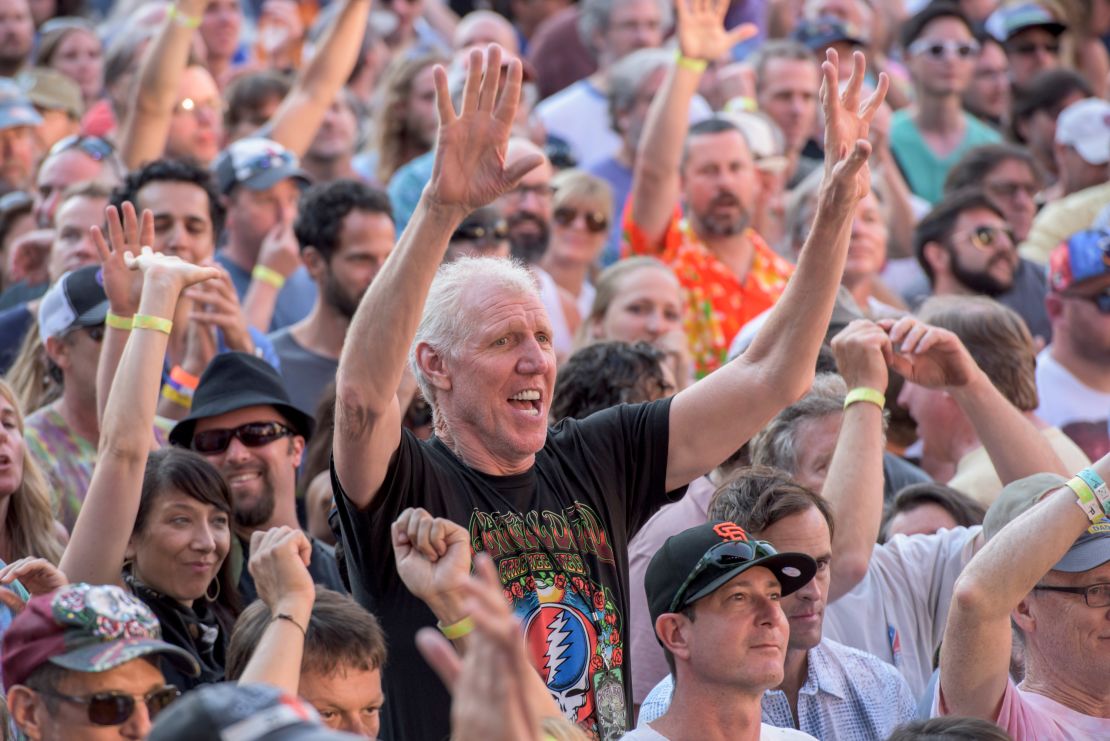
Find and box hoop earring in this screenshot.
[205,578,221,602]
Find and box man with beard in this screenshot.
[625,17,790,378]
[269,180,395,414]
[169,352,346,601]
[0,0,33,77]
[915,188,1021,302]
[301,91,362,185]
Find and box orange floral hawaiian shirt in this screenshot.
[624,208,794,378]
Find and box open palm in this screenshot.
[675,0,757,61]
[91,202,153,316]
[426,45,543,212]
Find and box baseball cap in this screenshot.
[1047,229,1110,293]
[1,583,199,690]
[149,682,358,741]
[984,473,1110,572]
[985,2,1066,43]
[0,77,44,130]
[645,521,817,628]
[1055,98,1110,167]
[792,15,868,52]
[19,67,84,120]
[722,110,789,174]
[213,137,310,196]
[38,265,109,343]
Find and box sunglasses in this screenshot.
[36,685,179,726]
[955,224,1015,251]
[1009,40,1060,56]
[668,538,781,613]
[48,135,115,162]
[909,38,980,60]
[191,421,293,454]
[553,206,609,234]
[453,221,509,243]
[984,181,1039,201]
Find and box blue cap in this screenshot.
[985,3,1066,42]
[0,78,44,130]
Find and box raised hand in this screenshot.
[91,202,153,316]
[831,319,892,393]
[124,245,222,292]
[392,507,471,618]
[675,0,757,62]
[249,526,317,620]
[426,45,543,214]
[820,49,889,206]
[257,210,301,281]
[7,228,54,285]
[0,557,68,613]
[878,316,978,390]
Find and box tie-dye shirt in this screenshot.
[624,208,793,378]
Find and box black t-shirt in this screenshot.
[333,398,682,741]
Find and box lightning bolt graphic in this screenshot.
[543,611,573,681]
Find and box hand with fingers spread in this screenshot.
[675,0,757,63]
[392,507,471,621]
[878,316,978,390]
[249,526,317,623]
[0,558,67,613]
[425,45,544,214]
[818,49,889,207]
[185,267,256,353]
[831,319,892,393]
[91,202,155,317]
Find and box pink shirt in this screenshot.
[940,679,1110,740]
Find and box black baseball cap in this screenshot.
[645,521,817,628]
[37,265,109,342]
[169,352,315,448]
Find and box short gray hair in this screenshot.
[608,47,673,132]
[750,374,848,475]
[578,0,673,55]
[410,257,541,414]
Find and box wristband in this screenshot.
[1065,477,1103,523]
[252,264,286,290]
[105,311,134,330]
[132,314,173,335]
[170,365,200,392]
[844,387,886,410]
[675,50,708,73]
[1075,468,1110,516]
[272,613,307,636]
[167,3,201,28]
[437,615,474,640]
[161,384,193,410]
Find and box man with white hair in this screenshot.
[332,21,885,741]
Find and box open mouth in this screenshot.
[228,470,262,486]
[508,389,543,417]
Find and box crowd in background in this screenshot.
[0,0,1107,738]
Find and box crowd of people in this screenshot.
[0,0,1107,739]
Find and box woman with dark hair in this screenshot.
[59,204,235,690]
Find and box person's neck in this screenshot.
[538,252,589,298]
[222,235,261,273]
[1022,660,1110,718]
[434,420,534,476]
[931,274,976,298]
[701,230,755,283]
[650,675,764,741]
[843,274,873,311]
[235,496,301,543]
[302,154,356,185]
[912,93,965,133]
[290,301,349,360]
[777,646,810,723]
[52,388,99,444]
[206,55,233,87]
[923,418,980,482]
[1050,337,1110,393]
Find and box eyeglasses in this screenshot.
[1033,582,1110,608]
[954,224,1015,251]
[909,38,980,60]
[35,685,179,726]
[668,538,781,613]
[453,220,509,243]
[984,181,1039,201]
[191,421,293,454]
[174,97,222,117]
[504,183,554,202]
[553,206,609,233]
[48,135,115,162]
[1009,40,1060,57]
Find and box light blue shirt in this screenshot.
[638,638,917,740]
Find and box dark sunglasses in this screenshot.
[553,206,609,234]
[909,38,980,60]
[1010,40,1060,56]
[668,538,781,613]
[453,221,509,243]
[49,135,115,162]
[36,685,179,726]
[956,224,1015,251]
[191,421,293,454]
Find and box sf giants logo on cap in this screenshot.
[713,522,749,542]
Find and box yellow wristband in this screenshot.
[105,311,134,330]
[675,50,707,73]
[161,384,193,409]
[436,616,474,640]
[132,314,173,335]
[844,387,886,410]
[252,265,286,290]
[1066,477,1104,523]
[167,4,201,28]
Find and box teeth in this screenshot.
[230,472,259,482]
[510,390,541,401]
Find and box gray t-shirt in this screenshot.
[268,327,338,415]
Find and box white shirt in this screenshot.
[1034,346,1110,428]
[823,526,980,699]
[620,723,815,740]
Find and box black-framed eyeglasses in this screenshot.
[48,135,115,162]
[909,38,980,60]
[191,421,293,454]
[35,685,179,726]
[1033,582,1110,608]
[954,224,1015,252]
[668,538,781,613]
[553,206,609,234]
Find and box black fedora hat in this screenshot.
[169,352,315,448]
